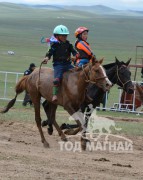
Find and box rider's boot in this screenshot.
[52,86,58,102]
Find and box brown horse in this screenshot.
[1,59,112,147]
[120,83,143,110]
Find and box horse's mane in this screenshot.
[103,61,127,70]
[103,62,116,69]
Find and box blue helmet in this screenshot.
[53,25,69,35]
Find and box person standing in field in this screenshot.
[22,63,36,106]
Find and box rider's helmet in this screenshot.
[74,27,89,38]
[53,25,70,35]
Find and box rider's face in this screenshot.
[81,31,88,41]
[58,35,67,42]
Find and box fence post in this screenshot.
[0,71,23,101]
[4,72,8,98]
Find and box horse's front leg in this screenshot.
[64,106,83,135]
[80,105,94,150]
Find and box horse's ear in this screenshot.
[99,58,104,64]
[126,58,131,66]
[90,56,97,65]
[115,57,120,65]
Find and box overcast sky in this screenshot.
[0,0,143,10]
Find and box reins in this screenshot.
[38,62,43,90]
[82,64,91,83]
[81,64,107,84]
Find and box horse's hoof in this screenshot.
[43,141,50,148]
[47,127,53,135]
[60,123,68,130]
[81,139,87,151]
[64,129,76,135]
[81,138,90,151]
[61,137,68,142]
[41,120,48,127]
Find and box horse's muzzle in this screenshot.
[98,83,112,92]
[105,83,112,92]
[127,87,134,94]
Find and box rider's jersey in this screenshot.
[75,40,93,60]
[45,40,77,63]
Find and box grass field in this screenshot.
[0,3,143,118]
[0,3,143,71]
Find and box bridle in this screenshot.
[116,65,132,89]
[82,64,107,84]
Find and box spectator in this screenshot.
[22,63,36,106]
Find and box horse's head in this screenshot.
[89,58,112,92]
[114,57,134,94]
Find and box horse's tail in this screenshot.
[15,75,28,94]
[0,76,28,113]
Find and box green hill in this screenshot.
[0,2,143,81]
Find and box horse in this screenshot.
[120,83,143,110]
[42,57,134,150]
[0,58,112,148]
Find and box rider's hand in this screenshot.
[42,57,49,64]
[71,53,80,62]
[71,56,76,62]
[92,54,96,60]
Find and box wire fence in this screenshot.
[0,71,23,101]
[0,71,143,114]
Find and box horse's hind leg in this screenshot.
[32,95,49,148]
[41,100,49,127]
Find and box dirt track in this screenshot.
[0,119,143,180]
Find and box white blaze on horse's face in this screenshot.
[100,65,112,86]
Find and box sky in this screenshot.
[0,0,143,10]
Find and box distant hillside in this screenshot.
[64,5,143,16]
[23,4,64,10]
[0,1,143,76]
[27,4,143,16]
[64,5,117,14]
[0,2,143,17]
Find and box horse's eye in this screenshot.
[120,67,125,73]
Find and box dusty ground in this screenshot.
[0,118,143,180]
